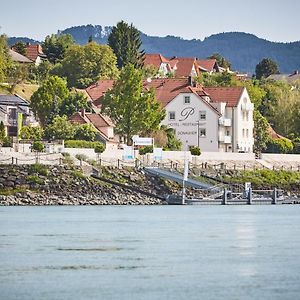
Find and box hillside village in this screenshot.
[0,21,300,159]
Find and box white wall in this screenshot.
[161,93,219,152]
[234,88,254,152]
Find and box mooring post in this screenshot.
[247,187,252,205]
[222,188,227,205]
[272,188,277,205]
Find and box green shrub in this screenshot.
[71,170,85,179]
[2,136,12,147]
[65,140,105,149]
[292,138,300,154]
[75,154,88,161]
[139,146,153,155]
[266,138,293,154]
[189,146,201,156]
[94,143,105,154]
[29,163,49,176]
[26,175,44,185]
[32,141,45,152]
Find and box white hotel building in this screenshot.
[84,78,254,153]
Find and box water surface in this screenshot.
[1,206,300,300]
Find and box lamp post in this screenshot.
[197,121,199,148]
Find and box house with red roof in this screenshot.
[144,54,172,77]
[83,78,254,152]
[69,109,118,149]
[204,87,254,152]
[143,54,223,78]
[24,44,47,66]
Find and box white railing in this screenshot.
[219,117,232,127]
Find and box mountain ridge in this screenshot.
[7,24,300,74]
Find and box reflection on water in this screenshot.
[0,206,300,300]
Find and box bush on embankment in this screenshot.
[223,170,300,190]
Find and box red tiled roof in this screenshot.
[86,113,115,128]
[203,87,245,107]
[196,59,217,72]
[169,57,199,77]
[69,111,115,141]
[144,54,170,68]
[143,78,192,106]
[85,80,115,106]
[25,44,45,61]
[267,126,285,140]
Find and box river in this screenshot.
[1,206,300,300]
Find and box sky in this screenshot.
[1,0,299,42]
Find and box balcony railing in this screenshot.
[219,134,232,144]
[219,117,232,127]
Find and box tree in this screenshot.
[0,34,12,82]
[20,126,44,140]
[208,53,231,69]
[0,121,6,143]
[108,21,145,69]
[58,42,119,88]
[32,140,44,152]
[253,110,270,154]
[255,58,279,79]
[101,64,165,145]
[196,72,237,87]
[59,91,89,117]
[30,76,88,126]
[42,34,74,64]
[44,116,75,140]
[74,124,97,141]
[266,138,293,154]
[7,63,29,91]
[13,41,27,56]
[30,76,69,126]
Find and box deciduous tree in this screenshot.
[58,42,119,88]
[101,64,165,144]
[255,58,279,79]
[42,34,74,64]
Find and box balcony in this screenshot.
[224,136,232,144]
[219,134,232,144]
[241,103,254,111]
[219,117,232,127]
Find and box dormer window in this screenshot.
[184,96,190,104]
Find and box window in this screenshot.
[199,128,206,137]
[199,110,206,120]
[8,108,17,119]
[168,111,176,120]
[242,129,245,137]
[246,129,249,138]
[226,130,230,136]
[184,96,190,104]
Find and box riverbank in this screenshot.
[0,164,300,205]
[0,164,172,205]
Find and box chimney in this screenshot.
[80,109,85,118]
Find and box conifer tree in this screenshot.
[108,21,145,69]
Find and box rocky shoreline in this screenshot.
[0,165,170,206]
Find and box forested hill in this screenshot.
[8,24,300,74]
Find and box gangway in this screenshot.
[144,167,219,190]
